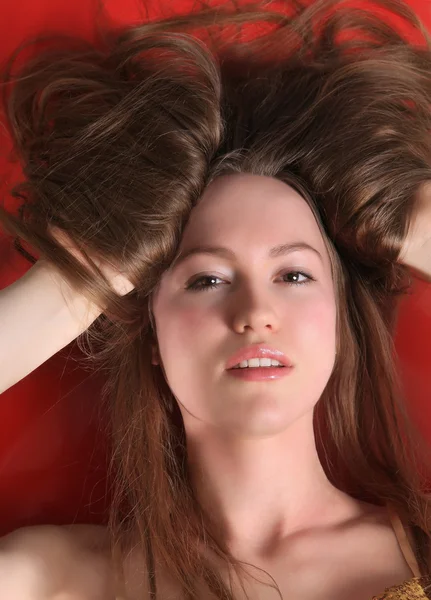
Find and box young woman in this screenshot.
[1,1,431,598]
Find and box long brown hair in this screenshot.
[2,0,431,597]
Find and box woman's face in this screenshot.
[151,173,337,437]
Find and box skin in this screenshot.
[399,181,431,282]
[150,173,361,562]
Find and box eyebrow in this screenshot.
[170,242,323,270]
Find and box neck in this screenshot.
[186,410,353,560]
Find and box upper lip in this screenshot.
[225,344,292,370]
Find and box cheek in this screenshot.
[162,304,213,337]
[285,295,337,400]
[155,300,218,364]
[178,304,215,331]
[290,295,337,352]
[153,301,220,401]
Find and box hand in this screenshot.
[398,182,431,282]
[48,225,135,296]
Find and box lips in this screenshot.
[225,344,292,370]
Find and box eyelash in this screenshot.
[186,270,315,292]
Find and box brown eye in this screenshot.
[187,275,225,292]
[281,271,313,285]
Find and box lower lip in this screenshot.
[226,366,293,381]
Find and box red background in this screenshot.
[0,0,431,536]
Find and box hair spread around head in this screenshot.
[2,1,431,597]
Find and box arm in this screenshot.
[0,260,103,395]
[398,182,431,281]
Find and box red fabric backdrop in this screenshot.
[0,0,431,536]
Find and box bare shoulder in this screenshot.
[0,523,118,599]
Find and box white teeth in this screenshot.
[249,358,266,368]
[235,358,284,369]
[270,359,281,367]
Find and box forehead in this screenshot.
[179,173,328,256]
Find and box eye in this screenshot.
[186,275,225,292]
[281,270,314,286]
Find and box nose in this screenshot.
[229,282,281,335]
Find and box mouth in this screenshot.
[229,364,286,370]
[225,344,292,371]
[226,364,293,381]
